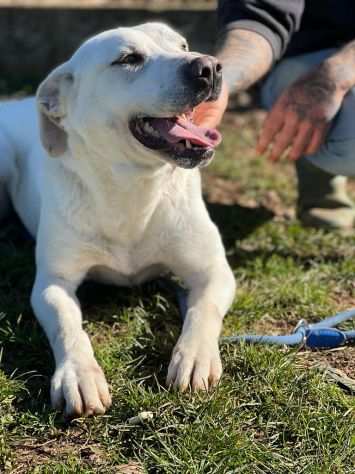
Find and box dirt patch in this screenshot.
[251,315,296,335]
[204,175,294,220]
[9,438,107,473]
[10,436,145,473]
[297,347,355,381]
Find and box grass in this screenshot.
[0,108,354,473]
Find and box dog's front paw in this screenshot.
[51,356,112,418]
[166,335,222,392]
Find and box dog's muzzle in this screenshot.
[128,55,224,169]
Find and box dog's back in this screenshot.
[0,97,44,235]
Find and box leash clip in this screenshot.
[293,319,308,345]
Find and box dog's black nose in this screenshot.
[186,56,222,93]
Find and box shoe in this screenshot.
[297,206,355,229]
[296,158,355,230]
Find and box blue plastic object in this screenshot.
[220,312,355,348]
[305,327,346,348]
[174,283,355,349]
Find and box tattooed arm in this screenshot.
[257,39,355,161]
[193,29,273,127]
[324,40,355,93]
[194,0,303,127]
[218,28,273,92]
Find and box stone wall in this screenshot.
[0,1,215,7]
[0,6,217,92]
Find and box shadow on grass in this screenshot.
[207,201,274,249]
[0,215,50,414]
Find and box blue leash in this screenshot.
[173,284,355,349]
[220,309,355,349]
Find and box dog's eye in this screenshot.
[111,53,144,67]
[181,42,189,52]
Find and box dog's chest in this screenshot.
[88,241,167,286]
[88,262,167,286]
[51,162,190,283]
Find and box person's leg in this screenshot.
[261,49,355,228]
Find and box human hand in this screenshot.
[193,81,229,128]
[256,64,347,161]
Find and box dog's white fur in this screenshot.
[0,23,235,417]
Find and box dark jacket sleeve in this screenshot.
[218,0,305,61]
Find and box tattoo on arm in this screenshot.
[216,29,273,93]
[324,39,355,93]
[287,71,338,122]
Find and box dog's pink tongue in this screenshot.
[150,117,222,147]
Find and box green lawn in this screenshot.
[0,109,354,473]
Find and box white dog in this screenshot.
[0,23,235,417]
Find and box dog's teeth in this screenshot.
[144,122,155,134]
[185,140,192,149]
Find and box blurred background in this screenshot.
[0,0,219,94]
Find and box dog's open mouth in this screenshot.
[129,112,222,168]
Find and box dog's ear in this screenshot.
[37,64,74,157]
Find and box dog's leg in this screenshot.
[31,272,112,417]
[166,257,235,391]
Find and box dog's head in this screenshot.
[36,23,222,169]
